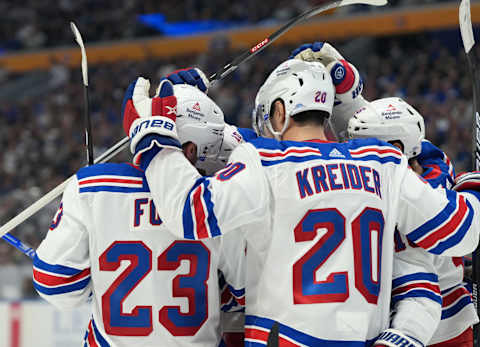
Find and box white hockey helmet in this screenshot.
[347,97,425,158]
[253,59,335,139]
[174,84,225,174]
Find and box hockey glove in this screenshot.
[289,42,344,65]
[373,329,424,347]
[161,67,210,93]
[452,171,480,192]
[289,42,363,106]
[122,77,180,166]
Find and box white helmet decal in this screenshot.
[347,97,425,158]
[253,59,335,139]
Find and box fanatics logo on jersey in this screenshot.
[329,148,345,158]
[193,102,201,112]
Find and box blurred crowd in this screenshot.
[0,30,478,299]
[0,0,452,52]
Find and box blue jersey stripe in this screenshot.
[79,186,149,193]
[245,342,266,347]
[34,255,85,276]
[350,155,401,165]
[77,163,144,180]
[261,154,401,167]
[92,318,110,347]
[182,177,207,240]
[33,277,90,295]
[441,296,472,320]
[428,200,474,254]
[245,315,375,346]
[407,189,458,242]
[228,285,245,297]
[392,273,438,288]
[392,290,442,305]
[221,299,241,312]
[202,181,221,237]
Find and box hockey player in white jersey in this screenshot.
[33,81,246,347]
[347,98,479,346]
[291,41,479,346]
[122,59,480,346]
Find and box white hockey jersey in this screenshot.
[392,140,478,345]
[144,136,480,346]
[33,163,245,347]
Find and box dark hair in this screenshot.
[270,99,328,127]
[293,110,329,127]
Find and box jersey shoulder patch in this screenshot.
[76,163,149,193]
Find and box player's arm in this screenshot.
[395,156,480,256]
[33,177,91,309]
[389,231,441,345]
[122,77,269,240]
[218,230,247,312]
[145,143,269,239]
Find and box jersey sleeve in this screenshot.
[390,231,441,344]
[33,177,91,309]
[395,156,480,256]
[218,231,247,312]
[144,143,270,240]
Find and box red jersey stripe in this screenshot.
[33,268,90,286]
[259,148,321,158]
[442,287,471,307]
[417,196,468,249]
[392,282,440,296]
[192,186,209,239]
[79,178,143,185]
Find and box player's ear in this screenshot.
[271,100,286,132]
[182,142,198,165]
[389,140,404,153]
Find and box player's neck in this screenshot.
[281,124,328,142]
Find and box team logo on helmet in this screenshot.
[333,64,345,81]
[193,102,201,111]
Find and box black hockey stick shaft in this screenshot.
[208,0,387,83]
[266,322,279,347]
[459,0,480,344]
[84,86,93,165]
[467,48,480,347]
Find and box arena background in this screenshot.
[0,0,479,345]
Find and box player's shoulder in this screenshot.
[344,138,404,164]
[236,127,258,142]
[76,163,149,194]
[418,140,445,162]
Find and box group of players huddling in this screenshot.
[32,41,480,347]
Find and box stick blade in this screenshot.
[340,0,388,7]
[70,22,84,47]
[70,21,89,86]
[460,0,475,54]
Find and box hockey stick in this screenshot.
[266,322,280,347]
[71,22,94,165]
[459,0,480,344]
[209,0,387,83]
[1,233,36,259]
[0,0,386,240]
[0,136,129,239]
